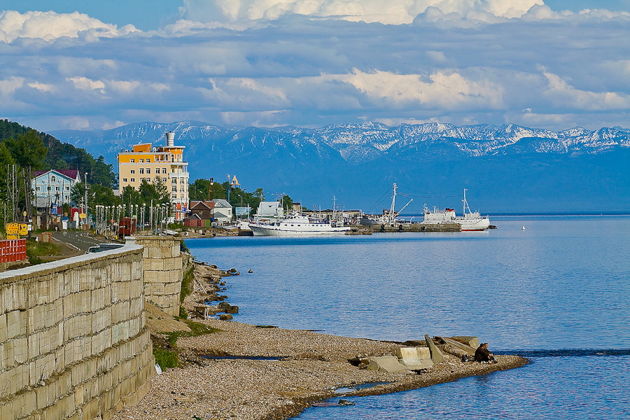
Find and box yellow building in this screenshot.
[117,132,189,220]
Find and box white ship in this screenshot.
[249,214,351,236]
[422,189,490,231]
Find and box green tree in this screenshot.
[5,130,47,169]
[139,179,170,205]
[121,186,141,206]
[71,182,121,207]
[70,182,87,206]
[281,194,294,212]
[90,184,121,206]
[189,178,226,201]
[0,143,15,197]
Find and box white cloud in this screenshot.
[61,116,91,130]
[108,80,141,93]
[543,71,630,111]
[101,120,127,130]
[179,0,544,25]
[67,76,106,93]
[0,77,25,96]
[0,10,138,43]
[27,82,55,93]
[326,69,504,109]
[522,5,630,21]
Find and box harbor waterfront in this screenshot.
[187,215,630,419]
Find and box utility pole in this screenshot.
[84,172,89,227]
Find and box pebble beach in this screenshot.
[113,262,527,420]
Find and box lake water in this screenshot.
[186,216,630,419]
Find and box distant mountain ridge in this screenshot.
[52,121,630,212]
[53,121,629,163]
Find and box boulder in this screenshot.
[219,314,233,321]
[424,334,445,364]
[225,305,239,314]
[366,356,409,373]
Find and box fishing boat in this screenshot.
[360,183,413,226]
[249,213,351,236]
[422,189,490,231]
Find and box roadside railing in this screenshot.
[0,239,27,263]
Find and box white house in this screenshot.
[211,199,233,224]
[32,169,81,209]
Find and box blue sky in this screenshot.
[1,1,629,131]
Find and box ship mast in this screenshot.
[389,183,397,223]
[462,188,472,215]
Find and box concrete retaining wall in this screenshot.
[0,245,154,420]
[134,237,182,316]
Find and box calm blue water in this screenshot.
[187,216,630,419]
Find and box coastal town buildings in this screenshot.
[187,199,233,225]
[31,169,82,209]
[117,132,189,220]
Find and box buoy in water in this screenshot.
[247,269,254,273]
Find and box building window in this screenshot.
[171,178,177,184]
[66,186,70,190]
[162,178,167,182]
[180,178,185,184]
[123,178,128,182]
[36,187,40,191]
[51,176,56,182]
[56,187,60,191]
[146,168,151,174]
[130,159,135,163]
[131,178,135,182]
[172,193,177,199]
[172,186,177,192]
[146,158,151,162]
[139,168,144,174]
[162,168,166,174]
[140,159,144,163]
[131,169,135,174]
[47,186,51,191]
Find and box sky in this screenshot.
[0,0,629,132]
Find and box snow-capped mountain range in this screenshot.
[53,121,630,212]
[54,121,629,164]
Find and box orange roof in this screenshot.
[132,143,152,152]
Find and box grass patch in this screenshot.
[153,348,179,369]
[26,239,61,265]
[180,264,194,303]
[152,319,219,370]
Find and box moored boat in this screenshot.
[249,214,351,236]
[422,189,490,231]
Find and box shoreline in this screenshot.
[114,260,528,420]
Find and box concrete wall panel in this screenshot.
[0,245,154,419]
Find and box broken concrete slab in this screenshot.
[396,347,431,361]
[451,336,480,349]
[440,337,476,355]
[424,334,445,364]
[395,347,434,370]
[366,356,409,373]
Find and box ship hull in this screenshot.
[250,224,351,236]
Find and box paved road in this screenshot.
[52,231,107,253]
